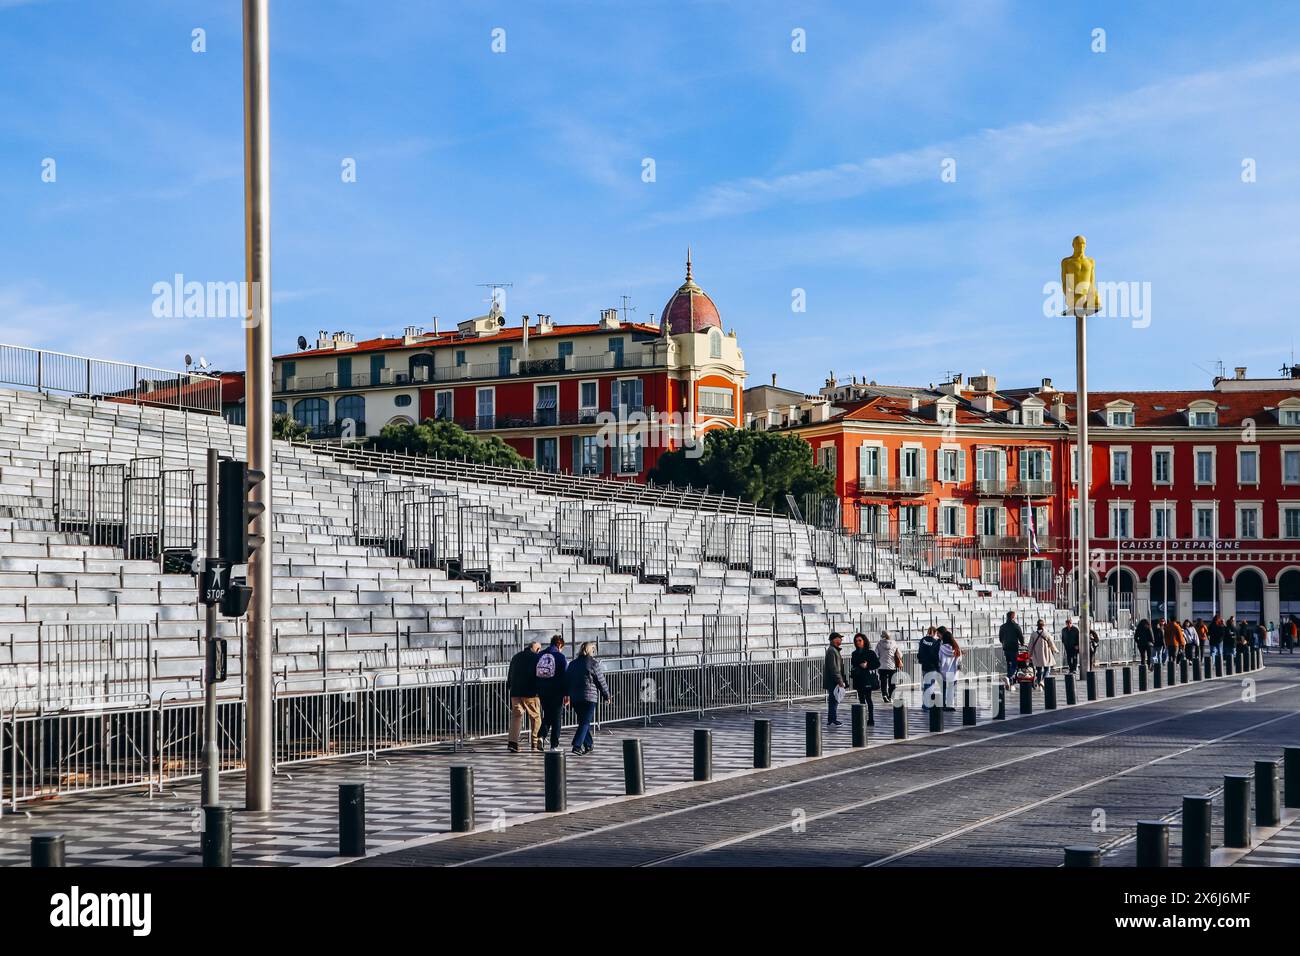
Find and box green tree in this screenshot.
[369,418,533,469]
[272,413,310,442]
[647,428,834,511]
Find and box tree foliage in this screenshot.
[272,413,310,442]
[369,418,533,469]
[647,428,834,511]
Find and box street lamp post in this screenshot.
[1062,236,1100,675]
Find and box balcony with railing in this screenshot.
[697,402,736,418]
[450,405,646,432]
[978,534,1059,551]
[975,478,1055,497]
[277,350,661,395]
[858,475,929,495]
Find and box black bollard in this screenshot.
[1121,666,1132,695]
[1192,657,1202,681]
[338,784,365,857]
[1214,654,1223,677]
[1044,675,1057,710]
[1104,668,1116,698]
[1153,663,1163,688]
[622,739,645,796]
[850,703,867,748]
[1179,659,1189,684]
[544,749,567,811]
[962,685,977,725]
[1285,747,1300,809]
[1223,774,1251,848]
[928,704,944,733]
[753,718,772,768]
[993,683,1006,720]
[1166,658,1176,686]
[1135,821,1169,867]
[1181,795,1212,867]
[1138,664,1148,691]
[893,698,909,737]
[1019,681,1033,715]
[1086,670,1098,701]
[30,834,65,868]
[1065,673,1077,704]
[1256,760,1281,827]
[1254,648,1262,670]
[203,805,233,867]
[1063,845,1101,867]
[805,712,822,757]
[450,766,475,832]
[694,728,713,780]
[1224,652,1233,676]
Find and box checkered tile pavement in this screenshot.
[0,691,974,867]
[1233,817,1300,867]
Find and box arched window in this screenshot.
[1235,569,1265,624]
[293,397,328,431]
[335,394,365,428]
[1280,569,1300,618]
[709,328,722,359]
[272,400,287,416]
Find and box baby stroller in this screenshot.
[1012,643,1037,685]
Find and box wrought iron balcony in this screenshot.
[857,475,929,495]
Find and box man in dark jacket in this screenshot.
[535,635,569,751]
[1208,615,1226,661]
[916,627,942,710]
[823,633,847,726]
[1060,617,1081,675]
[505,639,542,752]
[999,611,1023,682]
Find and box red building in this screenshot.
[761,365,1300,626]
[270,256,745,480]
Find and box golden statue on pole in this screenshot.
[1061,234,1099,316]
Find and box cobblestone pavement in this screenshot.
[354,656,1300,867]
[1233,818,1300,867]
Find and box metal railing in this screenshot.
[0,342,221,414]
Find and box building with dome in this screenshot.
[269,253,746,480]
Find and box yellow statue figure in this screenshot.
[1061,234,1099,316]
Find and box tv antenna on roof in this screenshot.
[477,282,512,317]
[619,295,637,324]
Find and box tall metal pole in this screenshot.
[202,447,219,806]
[1076,312,1092,674]
[242,0,274,811]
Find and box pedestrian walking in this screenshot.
[823,632,847,726]
[1060,616,1081,675]
[1284,615,1299,654]
[938,628,961,711]
[849,633,880,726]
[505,638,543,753]
[1029,620,1056,687]
[875,631,902,703]
[999,611,1023,684]
[917,626,942,710]
[535,635,569,751]
[564,642,611,756]
[1134,618,1154,669]
[1209,615,1227,661]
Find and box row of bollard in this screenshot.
[30,648,1266,867]
[1064,748,1299,866]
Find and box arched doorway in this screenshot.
[1106,568,1136,622]
[1281,569,1300,621]
[1150,569,1178,621]
[1234,569,1265,624]
[1190,568,1220,620]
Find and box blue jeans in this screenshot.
[827,688,840,723]
[1005,652,1018,680]
[570,700,596,752]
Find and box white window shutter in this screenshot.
[958,452,967,483]
[858,445,868,482]
[919,450,927,481]
[935,449,943,480]
[919,505,928,533]
[1044,453,1052,483]
[999,451,1007,482]
[975,451,985,481]
[1019,453,1027,480]
[998,507,1007,535]
[959,506,967,536]
[878,504,888,533]
[880,448,889,480]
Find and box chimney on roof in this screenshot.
[599,308,620,329]
[969,373,996,393]
[1235,366,1247,380]
[1051,393,1067,420]
[771,372,777,387]
[909,395,920,411]
[973,394,995,413]
[1041,377,1054,392]
[537,314,554,334]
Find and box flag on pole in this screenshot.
[1027,506,1040,554]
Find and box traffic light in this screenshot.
[219,575,253,618]
[217,459,266,564]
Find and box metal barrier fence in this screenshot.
[0,342,221,414]
[461,618,524,667]
[0,623,153,712]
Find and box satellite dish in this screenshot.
[297,335,308,350]
[184,353,193,367]
[198,356,209,369]
[497,315,506,327]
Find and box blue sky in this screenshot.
[2,0,1298,392]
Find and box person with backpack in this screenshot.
[917,626,943,710]
[564,642,611,756]
[875,631,902,703]
[999,611,1023,683]
[849,633,880,726]
[823,632,847,725]
[505,638,543,753]
[1134,618,1154,669]
[535,635,569,751]
[1060,617,1081,675]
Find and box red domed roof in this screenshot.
[660,251,722,336]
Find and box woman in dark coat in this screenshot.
[564,642,611,755]
[849,633,880,726]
